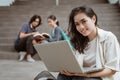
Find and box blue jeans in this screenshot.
[57,74,102,80]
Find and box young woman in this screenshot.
[47,15,63,42]
[14,15,42,62]
[57,6,120,80]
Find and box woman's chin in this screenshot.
[82,33,88,37]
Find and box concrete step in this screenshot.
[13,0,107,6]
[0,5,49,11]
[0,3,118,11]
[0,51,40,60]
[1,21,120,29]
[0,4,119,12]
[0,38,15,43]
[0,43,14,51]
[0,10,119,17]
[0,23,119,38]
[0,27,21,31]
[99,21,120,25]
[0,14,119,23]
[0,60,58,80]
[0,25,119,36]
[0,32,18,36]
[0,51,18,59]
[0,8,119,19]
[59,0,108,4]
[0,23,25,26]
[0,25,50,33]
[13,0,56,6]
[0,7,119,17]
[0,18,117,24]
[0,23,119,36]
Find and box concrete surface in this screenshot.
[0,60,58,80]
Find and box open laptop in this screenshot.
[34,40,103,73]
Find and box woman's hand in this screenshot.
[59,68,116,78]
[20,32,40,38]
[31,32,40,35]
[59,70,89,77]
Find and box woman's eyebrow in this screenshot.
[75,18,86,23]
[80,18,86,21]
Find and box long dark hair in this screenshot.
[68,6,98,53]
[47,15,59,26]
[29,15,42,27]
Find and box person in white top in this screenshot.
[57,6,120,80]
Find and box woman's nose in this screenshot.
[78,24,84,30]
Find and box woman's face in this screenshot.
[47,19,55,27]
[31,18,40,28]
[74,13,96,37]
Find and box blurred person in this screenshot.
[47,15,63,42]
[14,15,42,62]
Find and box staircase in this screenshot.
[0,0,120,60]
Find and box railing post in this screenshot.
[118,0,120,6]
[56,0,59,6]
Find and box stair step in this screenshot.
[99,22,120,26]
[0,38,15,43]
[0,51,18,59]
[0,8,119,16]
[0,4,119,11]
[13,0,107,7]
[0,15,119,21]
[13,0,55,6]
[59,0,108,4]
[0,27,21,31]
[0,43,14,51]
[0,37,16,43]
[0,5,119,12]
[0,51,40,60]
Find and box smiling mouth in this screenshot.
[81,28,88,33]
[81,30,86,34]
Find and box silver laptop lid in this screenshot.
[34,40,83,73]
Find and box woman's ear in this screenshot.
[92,15,96,24]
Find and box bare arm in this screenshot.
[86,68,116,77]
[20,32,39,39]
[60,68,116,78]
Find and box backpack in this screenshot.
[59,27,73,49]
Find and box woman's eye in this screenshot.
[82,20,86,24]
[75,23,79,26]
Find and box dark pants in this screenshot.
[57,74,102,80]
[14,36,37,56]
